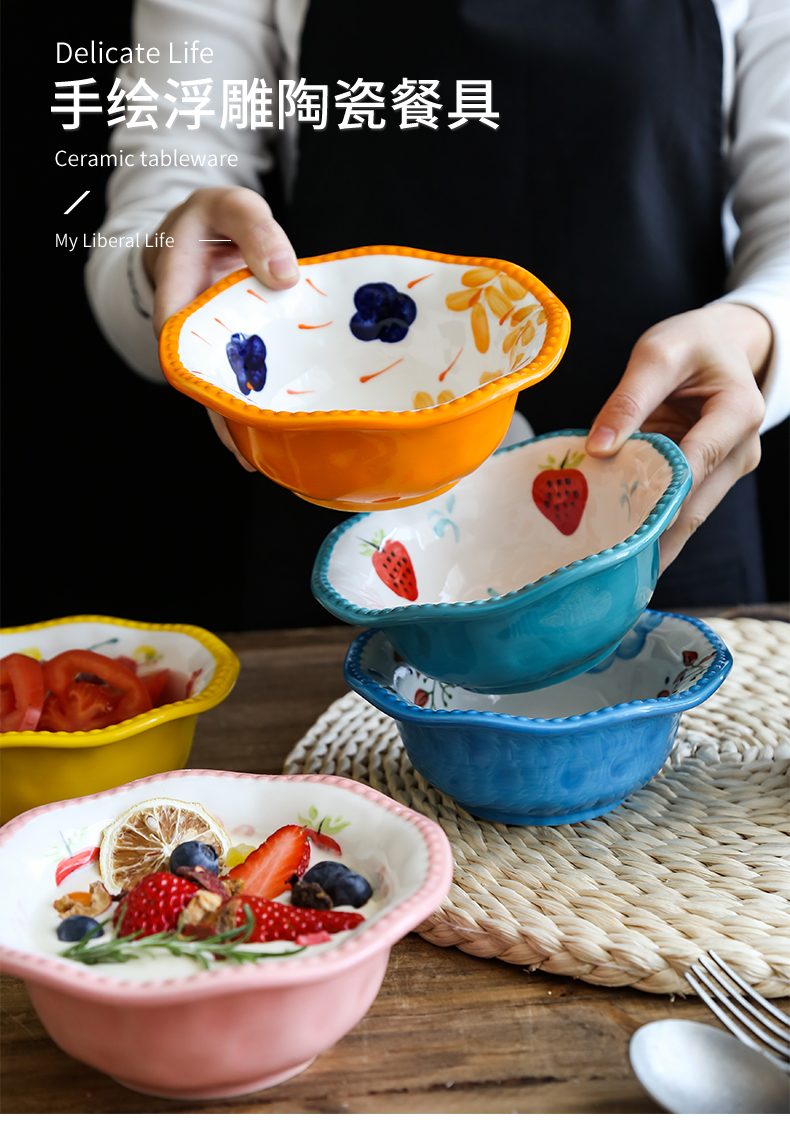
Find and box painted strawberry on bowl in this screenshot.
[359,530,419,602]
[532,449,588,535]
[312,429,692,693]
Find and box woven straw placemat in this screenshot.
[283,618,790,996]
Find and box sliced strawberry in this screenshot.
[114,872,198,937]
[232,894,364,943]
[303,826,342,857]
[227,824,310,899]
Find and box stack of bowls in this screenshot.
[312,429,733,825]
[157,248,733,826]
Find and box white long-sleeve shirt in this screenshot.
[85,0,790,432]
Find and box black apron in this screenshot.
[273,0,766,609]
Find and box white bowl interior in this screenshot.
[0,774,431,982]
[177,255,548,413]
[326,436,673,608]
[360,614,719,718]
[0,621,217,699]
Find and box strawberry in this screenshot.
[231,895,364,944]
[360,531,418,601]
[532,450,588,536]
[227,824,310,899]
[114,872,198,937]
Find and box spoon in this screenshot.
[629,1019,790,1114]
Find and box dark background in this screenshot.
[2,4,787,635]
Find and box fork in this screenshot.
[685,950,790,1075]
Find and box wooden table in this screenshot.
[3,610,788,1115]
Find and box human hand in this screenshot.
[585,303,772,572]
[143,186,300,471]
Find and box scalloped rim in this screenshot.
[0,770,454,1000]
[158,246,571,429]
[312,430,692,623]
[345,611,733,731]
[0,615,241,747]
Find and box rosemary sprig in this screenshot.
[59,905,306,968]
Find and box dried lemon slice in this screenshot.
[98,797,232,894]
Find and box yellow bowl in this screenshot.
[0,615,239,824]
[159,246,570,511]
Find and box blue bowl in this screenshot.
[344,611,732,825]
[312,430,692,693]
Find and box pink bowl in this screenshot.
[0,769,453,1099]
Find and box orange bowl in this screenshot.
[159,246,570,511]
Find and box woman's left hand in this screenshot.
[585,302,772,572]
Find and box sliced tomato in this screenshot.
[140,668,170,707]
[1,685,15,718]
[39,682,116,733]
[42,650,151,729]
[0,653,46,732]
[115,655,138,674]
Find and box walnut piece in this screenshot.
[54,881,112,919]
[182,890,223,926]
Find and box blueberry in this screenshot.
[302,861,372,908]
[354,282,398,321]
[350,283,417,344]
[349,313,381,341]
[378,317,410,344]
[226,332,267,395]
[169,841,220,875]
[57,916,104,942]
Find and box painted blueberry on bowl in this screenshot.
[226,332,267,395]
[350,283,417,343]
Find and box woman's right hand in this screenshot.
[143,186,300,471]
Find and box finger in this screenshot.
[207,409,257,472]
[657,449,748,573]
[586,335,690,457]
[151,208,219,335]
[674,386,763,492]
[210,188,299,290]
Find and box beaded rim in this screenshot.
[344,611,733,731]
[311,430,692,625]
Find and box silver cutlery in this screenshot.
[629,1019,789,1113]
[685,949,790,1075]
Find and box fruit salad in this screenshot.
[49,798,378,975]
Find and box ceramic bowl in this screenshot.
[0,769,453,1099]
[312,430,692,693]
[0,616,239,824]
[345,612,732,825]
[158,246,570,511]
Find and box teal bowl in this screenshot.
[344,612,732,826]
[312,430,692,693]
